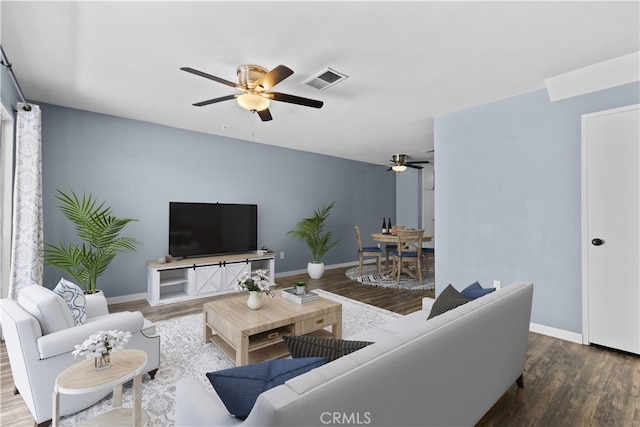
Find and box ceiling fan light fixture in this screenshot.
[237,93,269,112]
[182,64,323,121]
[392,165,407,172]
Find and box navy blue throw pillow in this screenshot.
[206,357,327,419]
[461,281,496,300]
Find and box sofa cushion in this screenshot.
[206,357,327,420]
[427,284,470,319]
[461,281,496,300]
[53,278,87,326]
[348,310,422,342]
[283,335,374,362]
[17,285,75,334]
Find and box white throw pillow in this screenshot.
[53,278,87,326]
[18,285,75,334]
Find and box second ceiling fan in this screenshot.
[181,64,323,121]
[387,154,430,172]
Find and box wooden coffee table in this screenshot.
[203,292,342,366]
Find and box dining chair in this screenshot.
[355,226,382,276]
[421,246,435,276]
[385,225,405,268]
[391,229,424,284]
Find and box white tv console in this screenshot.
[146,253,275,306]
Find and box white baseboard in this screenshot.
[275,260,362,279]
[530,322,583,344]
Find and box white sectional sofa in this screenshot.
[176,281,533,427]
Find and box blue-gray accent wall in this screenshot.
[434,82,640,334]
[40,104,395,298]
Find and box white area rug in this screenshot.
[59,290,401,426]
[346,264,435,291]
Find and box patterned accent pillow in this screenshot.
[206,357,327,419]
[427,284,470,320]
[283,335,374,362]
[53,278,87,326]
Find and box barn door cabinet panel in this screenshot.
[147,253,275,306]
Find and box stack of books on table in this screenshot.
[281,288,319,305]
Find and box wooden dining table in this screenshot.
[370,232,434,244]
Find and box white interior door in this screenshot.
[582,104,640,354]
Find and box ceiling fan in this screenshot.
[180,64,323,121]
[387,154,430,172]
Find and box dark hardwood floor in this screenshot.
[2,263,638,426]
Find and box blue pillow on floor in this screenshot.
[461,281,495,300]
[206,357,327,419]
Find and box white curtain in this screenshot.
[9,103,43,300]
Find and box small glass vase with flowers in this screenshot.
[72,329,132,371]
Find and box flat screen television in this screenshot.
[169,202,258,258]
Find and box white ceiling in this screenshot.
[2,1,638,166]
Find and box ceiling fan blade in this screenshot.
[257,108,273,122]
[266,92,323,108]
[180,67,239,89]
[254,65,293,91]
[192,94,237,107]
[407,164,423,169]
[408,160,430,164]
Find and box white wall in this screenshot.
[395,168,421,229]
[421,166,435,249]
[0,105,14,299]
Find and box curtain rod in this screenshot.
[0,45,31,112]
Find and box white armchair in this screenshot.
[0,285,160,427]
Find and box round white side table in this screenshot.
[53,349,147,426]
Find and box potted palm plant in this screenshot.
[44,189,140,294]
[287,202,339,279]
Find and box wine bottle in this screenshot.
[388,217,392,233]
[382,218,387,234]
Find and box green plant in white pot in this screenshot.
[287,202,339,279]
[44,189,140,294]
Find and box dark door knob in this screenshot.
[591,238,604,246]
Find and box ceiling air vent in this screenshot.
[302,67,348,90]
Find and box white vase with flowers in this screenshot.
[237,269,274,310]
